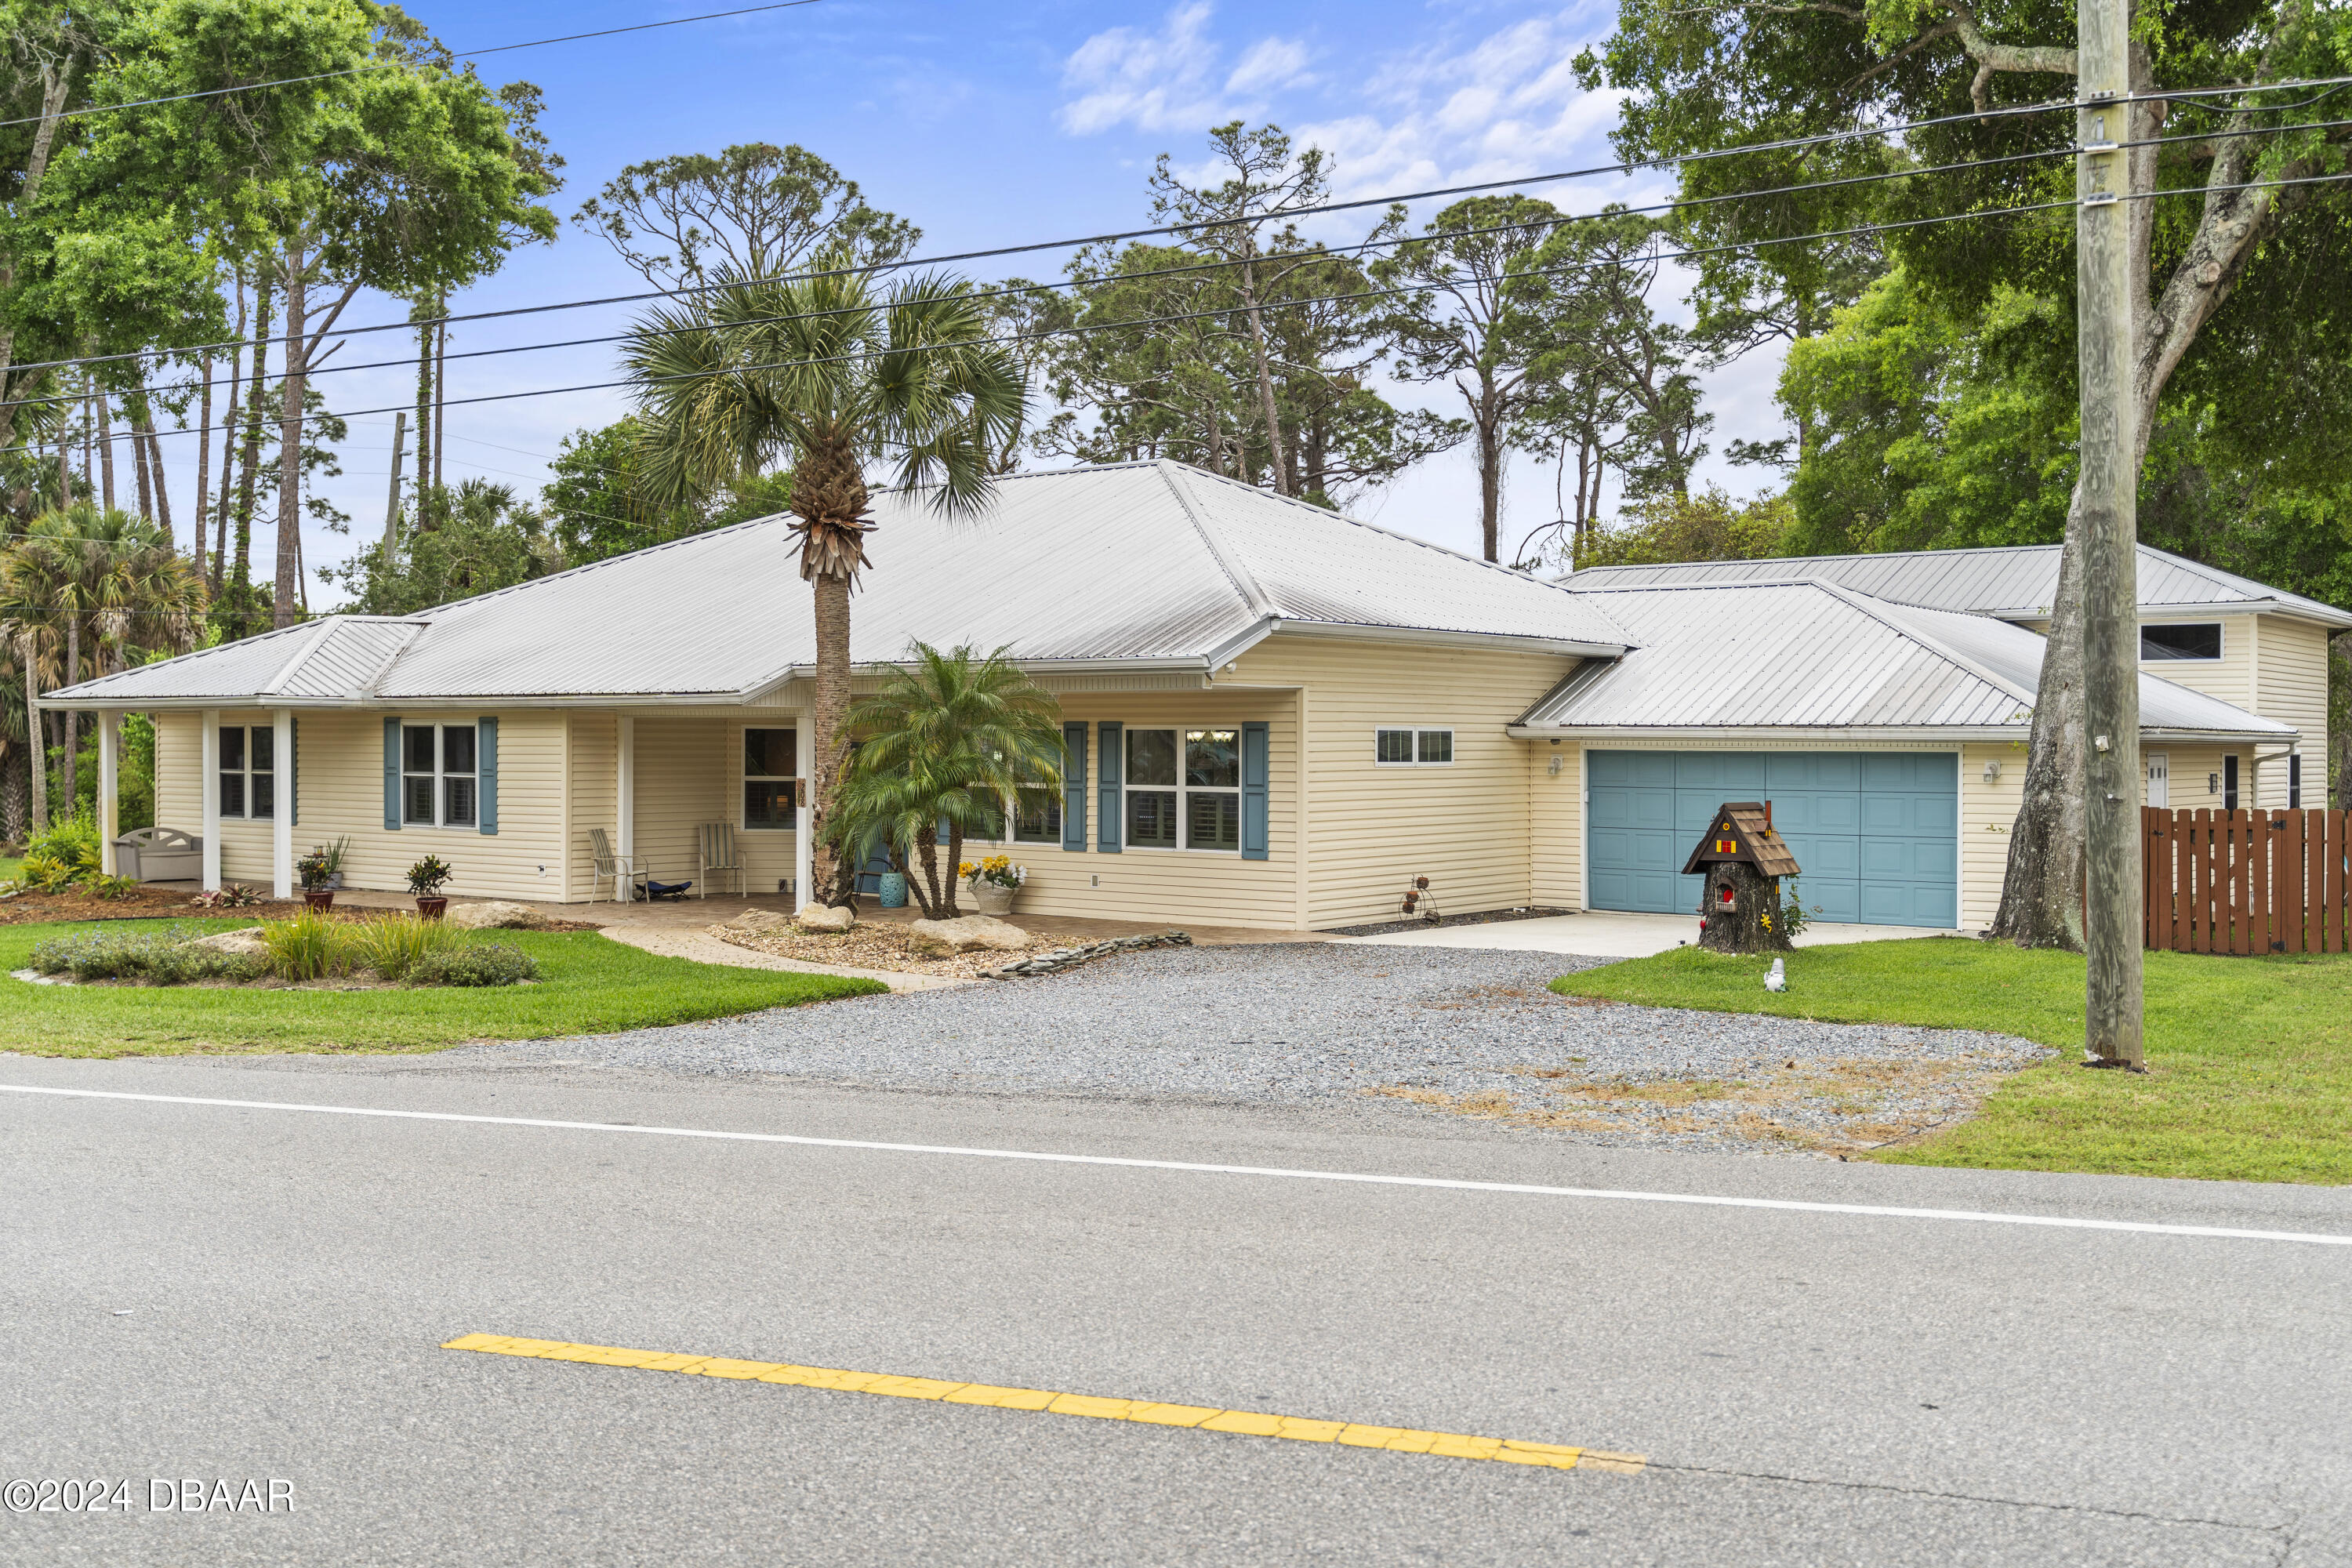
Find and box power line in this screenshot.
[19,98,2348,415]
[14,164,2349,462]
[0,77,2241,381]
[0,0,826,132]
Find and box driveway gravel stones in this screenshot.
[463,942,2050,1156]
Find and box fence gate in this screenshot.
[2143,808,2350,954]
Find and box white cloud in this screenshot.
[1058,4,1312,135]
[1058,3,1223,135]
[1225,37,1313,95]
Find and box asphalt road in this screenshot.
[3,1050,2349,1566]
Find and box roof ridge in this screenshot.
[1816,583,2040,708]
[1155,461,1276,620]
[1165,460,1635,646]
[256,618,342,697]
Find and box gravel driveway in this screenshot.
[458,942,2049,1156]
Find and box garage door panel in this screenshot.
[1586,750,1955,927]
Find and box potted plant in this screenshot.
[298,847,336,910]
[318,835,350,891]
[961,855,1025,917]
[406,855,454,920]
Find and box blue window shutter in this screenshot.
[1061,721,1087,852]
[477,717,499,834]
[1242,720,1269,861]
[1097,721,1123,853]
[383,717,401,830]
[291,717,299,826]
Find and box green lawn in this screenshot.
[0,918,886,1056]
[0,856,20,884]
[1552,938,2352,1185]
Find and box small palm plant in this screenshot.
[826,643,1063,918]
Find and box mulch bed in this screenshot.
[0,886,602,931]
[710,919,1053,979]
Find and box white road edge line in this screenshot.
[5,1082,2348,1247]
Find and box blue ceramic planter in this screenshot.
[877,871,909,909]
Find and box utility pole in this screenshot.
[2078,0,2143,1067]
[380,411,408,562]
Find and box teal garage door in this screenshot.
[1586,752,1957,927]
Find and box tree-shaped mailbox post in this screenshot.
[1683,802,1800,955]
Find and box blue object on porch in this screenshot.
[643,877,695,900]
[877,870,908,909]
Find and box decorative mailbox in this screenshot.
[1681,801,1801,954]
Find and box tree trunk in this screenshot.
[130,394,155,521]
[23,647,42,833]
[1474,376,1504,563]
[941,822,964,917]
[2,748,24,845]
[433,310,448,497]
[213,281,247,597]
[274,247,307,628]
[1987,510,2088,947]
[413,305,434,525]
[1236,255,1290,497]
[1697,862,1792,955]
[230,277,274,635]
[914,828,942,917]
[139,408,171,543]
[192,359,212,577]
[810,570,852,905]
[2332,632,2351,808]
[0,61,74,451]
[62,618,78,815]
[96,386,116,510]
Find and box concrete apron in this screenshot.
[1331,910,1956,960]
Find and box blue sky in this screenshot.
[190,0,1790,605]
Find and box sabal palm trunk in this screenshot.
[23,647,42,833]
[811,571,853,904]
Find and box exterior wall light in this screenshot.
[1982,760,2002,783]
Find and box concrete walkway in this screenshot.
[1333,909,1958,959]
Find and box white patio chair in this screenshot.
[696,823,745,899]
[589,828,648,903]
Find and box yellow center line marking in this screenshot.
[441,1334,1646,1475]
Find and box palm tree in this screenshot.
[0,504,203,828]
[828,643,1063,917]
[622,262,1026,905]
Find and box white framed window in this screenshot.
[402,723,477,828]
[1124,726,1240,851]
[2140,622,2222,662]
[2288,753,2303,809]
[218,724,274,820]
[1374,727,1454,765]
[742,727,798,829]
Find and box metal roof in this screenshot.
[1513,581,2296,740]
[1563,543,2352,629]
[45,461,1628,708]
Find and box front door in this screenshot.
[2147,752,2169,808]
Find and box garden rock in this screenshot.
[906,915,1029,955]
[716,909,798,938]
[182,928,269,958]
[445,900,557,931]
[796,905,855,933]
[983,930,1191,978]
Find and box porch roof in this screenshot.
[44,460,1631,710]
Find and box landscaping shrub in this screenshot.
[86,873,141,902]
[24,811,101,882]
[29,925,261,984]
[261,909,350,982]
[408,942,539,987]
[19,854,75,891]
[345,913,468,980]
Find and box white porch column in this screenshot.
[793,713,812,913]
[615,714,636,903]
[96,711,120,874]
[199,710,222,890]
[271,707,294,898]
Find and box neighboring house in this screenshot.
[44,463,2348,933]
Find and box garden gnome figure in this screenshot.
[1684,802,1800,956]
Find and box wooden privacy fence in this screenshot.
[2143,808,2350,954]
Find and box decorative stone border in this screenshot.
[981,930,1193,980]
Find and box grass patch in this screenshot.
[0,856,20,884]
[0,917,886,1056]
[1552,938,2352,1185]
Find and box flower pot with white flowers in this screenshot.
[961,855,1025,916]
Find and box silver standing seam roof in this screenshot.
[1510,581,2298,742]
[1563,543,2352,629]
[45,461,1630,709]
